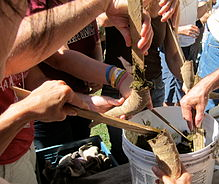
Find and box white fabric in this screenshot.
[207,9,219,42]
[178,0,198,47]
[0,143,37,184]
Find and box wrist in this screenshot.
[105,65,116,84]
[109,67,129,89]
[3,101,33,128]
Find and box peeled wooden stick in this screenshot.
[148,130,182,179]
[104,0,151,118]
[193,128,205,152]
[91,0,151,127]
[181,60,195,90]
[128,0,144,69]
[11,86,160,135]
[167,21,205,151]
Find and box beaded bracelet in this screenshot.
[105,65,115,84]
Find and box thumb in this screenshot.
[105,97,125,107]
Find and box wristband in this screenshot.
[105,65,115,84]
[110,68,126,88]
[116,72,129,90]
[114,70,126,88]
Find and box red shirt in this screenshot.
[0,72,34,164]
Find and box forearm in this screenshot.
[45,50,109,84]
[0,101,34,155]
[5,0,109,76]
[201,69,219,93]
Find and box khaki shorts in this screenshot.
[0,143,37,184]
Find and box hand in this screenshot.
[83,95,125,113]
[22,80,88,122]
[138,10,154,55]
[152,165,192,184]
[180,83,208,129]
[106,0,153,53]
[178,25,200,38]
[158,0,180,24]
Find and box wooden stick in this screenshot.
[166,20,186,64]
[191,110,205,151]
[150,109,191,142]
[128,0,144,69]
[166,22,205,150]
[193,128,205,152]
[11,86,160,135]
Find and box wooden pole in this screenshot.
[11,86,160,135]
[128,0,144,70]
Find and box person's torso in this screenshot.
[0,72,34,164]
[178,0,198,47]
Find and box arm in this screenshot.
[44,49,133,98]
[180,69,219,129]
[45,50,111,85]
[5,0,108,76]
[6,0,155,77]
[0,80,87,155]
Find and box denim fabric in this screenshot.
[198,31,219,111]
[160,51,185,103]
[150,75,165,107]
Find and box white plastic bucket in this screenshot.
[122,106,219,184]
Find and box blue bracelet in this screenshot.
[105,65,115,84]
